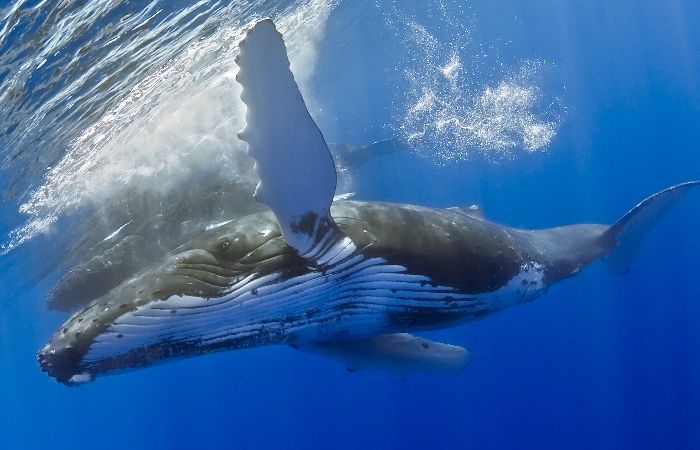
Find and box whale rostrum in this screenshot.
[38,19,699,385]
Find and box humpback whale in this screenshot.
[38,19,699,385]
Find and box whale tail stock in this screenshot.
[602,180,700,274]
[523,180,698,281]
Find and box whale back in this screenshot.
[330,201,531,294]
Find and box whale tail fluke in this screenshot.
[603,180,700,274]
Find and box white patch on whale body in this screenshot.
[102,220,133,242]
[205,220,233,231]
[483,262,546,310]
[68,372,93,384]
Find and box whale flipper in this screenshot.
[297,334,471,376]
[235,19,343,257]
[603,180,700,273]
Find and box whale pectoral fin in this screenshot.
[296,334,471,376]
[235,19,344,257]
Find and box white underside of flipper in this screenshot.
[297,334,471,376]
[235,19,342,257]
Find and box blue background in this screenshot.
[1,1,699,449]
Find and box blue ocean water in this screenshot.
[1,1,699,449]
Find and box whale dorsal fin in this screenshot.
[235,19,344,258]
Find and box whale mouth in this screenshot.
[37,247,253,385]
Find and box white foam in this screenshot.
[393,15,563,162]
[4,0,336,253]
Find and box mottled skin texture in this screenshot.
[38,200,610,384]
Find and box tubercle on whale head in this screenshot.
[38,340,92,386]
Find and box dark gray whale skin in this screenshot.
[38,181,698,384]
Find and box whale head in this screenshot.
[38,211,304,385]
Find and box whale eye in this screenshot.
[217,238,232,251]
